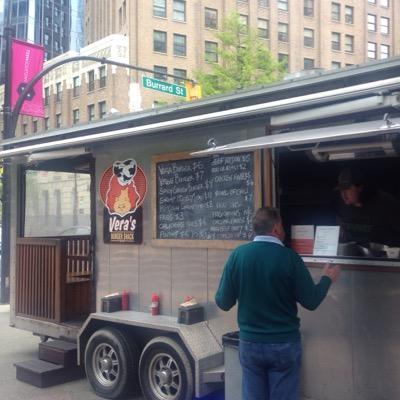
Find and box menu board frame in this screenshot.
[151,151,261,249]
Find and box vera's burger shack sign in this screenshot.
[100,159,147,244]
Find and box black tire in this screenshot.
[84,327,139,399]
[139,336,194,400]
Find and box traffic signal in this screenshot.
[185,82,202,101]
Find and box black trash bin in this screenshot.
[222,331,241,400]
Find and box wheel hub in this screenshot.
[100,357,112,372]
[159,369,172,385]
[149,353,181,399]
[92,343,120,387]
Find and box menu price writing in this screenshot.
[156,153,255,241]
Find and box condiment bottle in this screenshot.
[121,290,129,311]
[150,293,159,315]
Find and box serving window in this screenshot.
[277,148,400,260]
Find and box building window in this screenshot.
[331,32,341,51]
[173,68,187,85]
[73,76,80,97]
[122,0,126,24]
[278,53,289,70]
[278,0,288,11]
[380,0,389,7]
[303,28,314,47]
[153,30,167,53]
[23,123,27,135]
[239,15,248,33]
[87,104,95,121]
[32,120,38,133]
[153,0,166,17]
[87,70,95,92]
[173,0,186,22]
[154,65,168,80]
[331,61,341,69]
[368,14,376,31]
[368,42,377,59]
[99,66,106,88]
[278,23,289,42]
[345,35,354,52]
[345,6,354,24]
[259,0,268,7]
[304,58,315,70]
[380,44,390,59]
[304,0,314,17]
[73,109,80,124]
[331,2,340,22]
[44,117,49,130]
[55,82,62,102]
[118,6,122,28]
[99,101,107,119]
[44,33,50,46]
[55,113,61,128]
[205,8,218,29]
[258,19,269,39]
[205,41,218,63]
[381,17,389,34]
[173,34,186,56]
[44,87,50,106]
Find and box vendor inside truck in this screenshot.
[335,166,400,247]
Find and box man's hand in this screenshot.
[323,263,341,283]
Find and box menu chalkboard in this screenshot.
[152,151,261,247]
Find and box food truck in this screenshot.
[3,57,400,400]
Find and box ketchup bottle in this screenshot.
[121,290,129,311]
[151,293,159,315]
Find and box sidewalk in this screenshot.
[0,304,113,400]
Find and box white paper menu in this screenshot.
[313,226,340,256]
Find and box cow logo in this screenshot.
[100,159,147,217]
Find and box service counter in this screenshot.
[303,255,400,272]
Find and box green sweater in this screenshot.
[215,241,332,343]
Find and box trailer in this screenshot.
[4,57,400,400]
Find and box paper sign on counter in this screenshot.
[313,226,340,256]
[291,225,314,254]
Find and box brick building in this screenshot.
[16,34,134,136]
[84,0,400,108]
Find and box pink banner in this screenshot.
[10,39,44,118]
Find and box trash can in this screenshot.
[222,331,241,400]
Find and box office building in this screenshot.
[84,0,400,108]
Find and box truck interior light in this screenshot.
[27,147,88,162]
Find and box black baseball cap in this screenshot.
[335,167,366,190]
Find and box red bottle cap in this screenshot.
[151,293,159,302]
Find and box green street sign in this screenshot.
[142,76,186,97]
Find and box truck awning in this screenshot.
[191,117,400,155]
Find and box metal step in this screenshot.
[39,340,78,367]
[202,364,225,383]
[15,359,85,388]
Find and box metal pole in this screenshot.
[1,21,14,303]
[11,55,197,134]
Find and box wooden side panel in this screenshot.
[16,238,60,322]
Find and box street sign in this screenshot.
[142,76,186,97]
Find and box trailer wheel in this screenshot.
[139,336,194,400]
[84,327,138,399]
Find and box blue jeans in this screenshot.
[239,339,302,400]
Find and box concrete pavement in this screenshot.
[0,304,143,400]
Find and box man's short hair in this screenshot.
[252,207,281,235]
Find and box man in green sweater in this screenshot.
[215,207,340,400]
